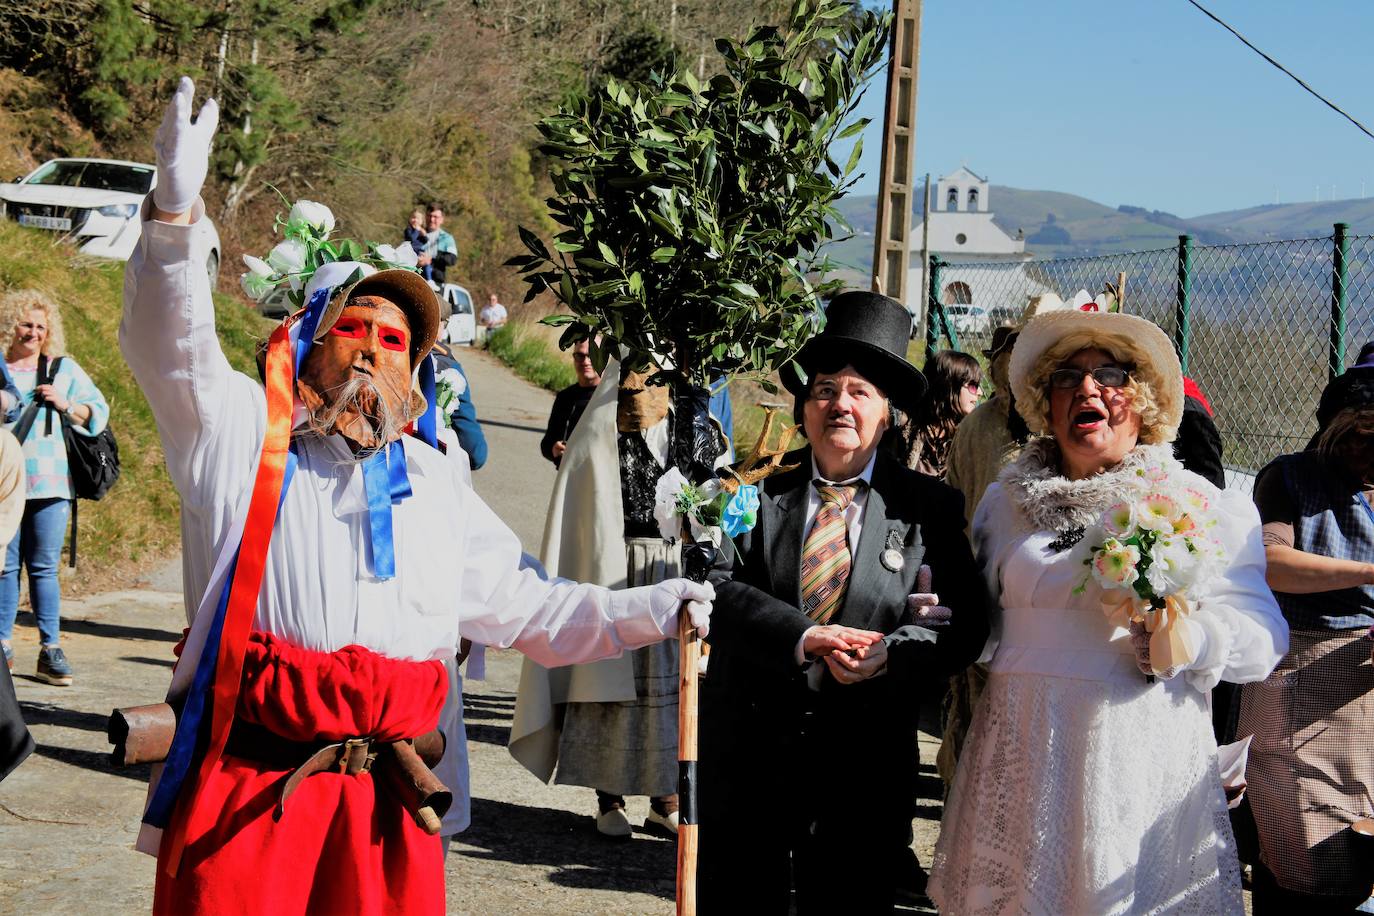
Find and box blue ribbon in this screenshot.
[417,355,438,449]
[293,288,331,371]
[361,440,412,580]
[144,445,300,828]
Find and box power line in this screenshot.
[1184,0,1374,144]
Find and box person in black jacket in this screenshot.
[1175,378,1225,489]
[697,291,989,914]
[540,339,601,467]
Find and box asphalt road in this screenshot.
[0,347,944,915]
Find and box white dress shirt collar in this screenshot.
[810,451,878,488]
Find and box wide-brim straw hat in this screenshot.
[315,268,441,364]
[1009,309,1184,442]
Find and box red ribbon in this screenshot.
[160,320,296,876]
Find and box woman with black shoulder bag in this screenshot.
[0,290,109,686]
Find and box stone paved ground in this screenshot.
[0,346,938,914]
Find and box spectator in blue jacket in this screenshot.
[431,343,487,470]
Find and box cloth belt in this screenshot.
[224,720,446,821]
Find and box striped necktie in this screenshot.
[800,482,861,625]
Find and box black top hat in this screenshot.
[782,290,926,411]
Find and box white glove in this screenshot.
[152,76,219,215]
[650,578,715,638]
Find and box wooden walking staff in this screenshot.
[668,379,717,916]
[674,408,799,916]
[676,608,701,915]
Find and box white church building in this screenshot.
[906,166,1053,328]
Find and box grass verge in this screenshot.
[0,222,274,591]
[486,321,576,392]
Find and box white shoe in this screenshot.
[596,805,632,838]
[645,808,679,835]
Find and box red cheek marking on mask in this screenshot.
[330,318,365,339]
[379,325,408,352]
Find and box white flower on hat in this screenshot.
[267,238,308,276]
[240,254,276,300]
[288,199,335,236]
[374,243,419,269]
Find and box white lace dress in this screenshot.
[928,443,1288,916]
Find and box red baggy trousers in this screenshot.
[153,632,449,915]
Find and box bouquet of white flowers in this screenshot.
[1075,464,1225,677]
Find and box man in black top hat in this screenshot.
[697,290,990,914]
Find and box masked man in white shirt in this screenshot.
[120,78,713,916]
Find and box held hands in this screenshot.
[152,77,219,218]
[823,637,888,685]
[800,625,887,685]
[652,578,715,638]
[906,564,952,627]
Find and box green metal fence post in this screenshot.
[925,256,944,362]
[1330,222,1349,380]
[1175,235,1192,375]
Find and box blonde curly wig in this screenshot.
[1009,311,1183,446]
[0,289,66,358]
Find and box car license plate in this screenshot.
[18,214,72,231]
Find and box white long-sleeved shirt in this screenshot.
[119,199,677,674]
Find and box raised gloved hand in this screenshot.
[906,564,952,627]
[152,76,219,216]
[650,578,715,638]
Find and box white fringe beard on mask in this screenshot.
[305,374,407,456]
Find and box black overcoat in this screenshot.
[697,446,989,912]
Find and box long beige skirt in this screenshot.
[554,537,681,797]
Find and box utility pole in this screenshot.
[870,0,922,311]
[918,172,931,338]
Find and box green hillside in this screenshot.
[0,222,274,588]
[1190,199,1374,239]
[826,185,1243,270]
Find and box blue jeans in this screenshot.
[0,498,70,646]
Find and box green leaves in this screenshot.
[508,0,891,385]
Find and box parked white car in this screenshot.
[943,304,991,336]
[439,283,475,346]
[0,158,222,288]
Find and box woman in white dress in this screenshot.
[928,306,1288,915]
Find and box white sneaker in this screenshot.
[596,805,632,838]
[645,808,679,836]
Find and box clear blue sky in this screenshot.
[833,0,1374,217]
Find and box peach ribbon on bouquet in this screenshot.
[1103,594,1200,676]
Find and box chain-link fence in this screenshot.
[921,226,1374,490]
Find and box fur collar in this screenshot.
[999,437,1181,532]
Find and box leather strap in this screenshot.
[222,721,445,821]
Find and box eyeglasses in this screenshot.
[1048,366,1130,390]
[963,382,982,392]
